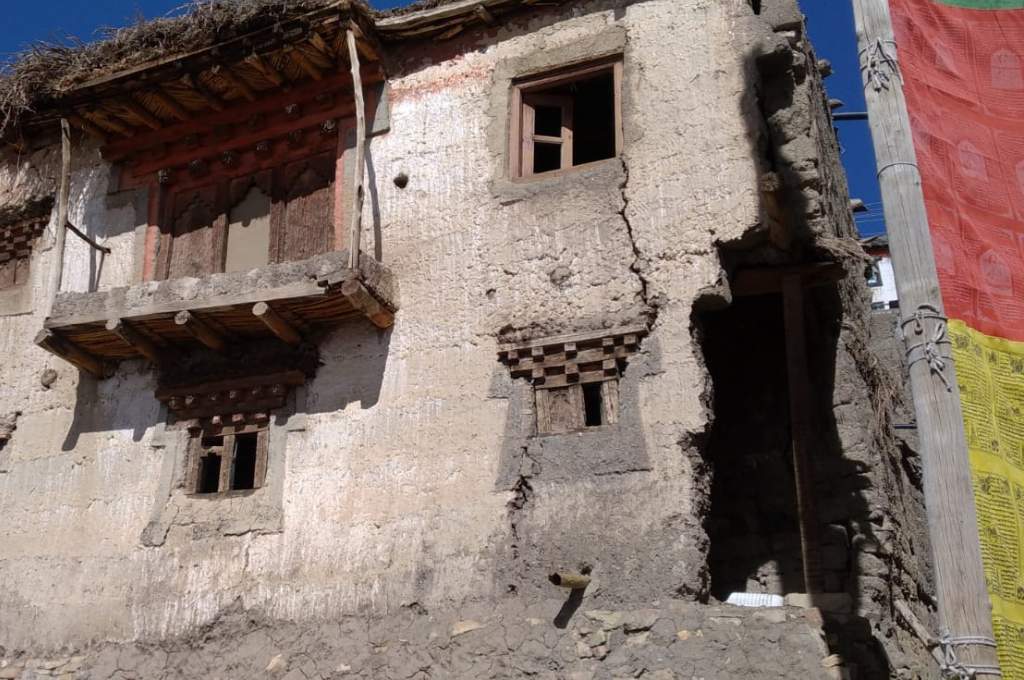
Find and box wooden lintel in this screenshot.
[105,318,176,364]
[119,97,163,131]
[180,74,225,112]
[34,328,107,378]
[287,47,324,81]
[732,262,846,297]
[340,278,394,328]
[212,65,257,102]
[252,301,302,345]
[156,369,306,401]
[148,88,192,121]
[245,53,288,88]
[174,310,227,352]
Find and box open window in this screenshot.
[187,425,268,495]
[511,58,623,178]
[536,379,619,434]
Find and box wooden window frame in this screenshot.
[510,57,624,180]
[154,151,336,281]
[185,422,269,496]
[535,377,620,435]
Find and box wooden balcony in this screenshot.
[37,250,395,379]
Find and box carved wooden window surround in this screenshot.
[510,57,624,179]
[497,326,645,435]
[186,419,269,495]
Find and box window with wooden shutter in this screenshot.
[155,151,336,281]
[511,57,623,179]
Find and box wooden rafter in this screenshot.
[119,97,164,131]
[180,74,225,112]
[106,318,178,364]
[212,64,257,102]
[252,302,302,345]
[81,109,132,136]
[245,53,289,88]
[306,32,334,63]
[286,47,323,81]
[148,88,192,121]
[35,329,106,378]
[174,310,227,353]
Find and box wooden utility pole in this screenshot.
[48,118,72,316]
[851,0,1001,676]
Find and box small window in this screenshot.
[189,427,267,495]
[536,380,619,434]
[511,58,623,178]
[866,262,883,288]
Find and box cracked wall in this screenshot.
[0,0,932,676]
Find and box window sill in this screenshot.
[492,156,624,203]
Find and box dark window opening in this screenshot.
[583,382,604,427]
[514,61,622,178]
[198,454,222,494]
[534,143,563,174]
[232,432,259,490]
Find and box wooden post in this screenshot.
[48,119,72,316]
[346,26,367,271]
[852,0,1000,675]
[781,274,823,594]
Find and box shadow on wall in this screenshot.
[684,34,893,676]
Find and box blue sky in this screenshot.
[0,0,884,236]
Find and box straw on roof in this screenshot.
[0,0,371,139]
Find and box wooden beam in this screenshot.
[252,301,302,345]
[35,329,106,378]
[287,47,324,81]
[346,28,366,269]
[211,64,257,102]
[81,109,132,136]
[180,74,225,112]
[306,32,334,62]
[732,262,845,297]
[174,310,226,353]
[118,97,163,131]
[66,113,109,143]
[245,53,288,88]
[105,318,177,364]
[48,119,72,317]
[781,274,823,594]
[148,88,192,121]
[340,278,393,328]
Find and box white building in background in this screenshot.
[862,235,900,310]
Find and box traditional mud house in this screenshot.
[0,0,937,677]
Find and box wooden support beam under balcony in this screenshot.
[35,328,107,378]
[175,311,227,353]
[252,302,302,345]
[106,318,180,364]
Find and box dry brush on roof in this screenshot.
[0,0,375,139]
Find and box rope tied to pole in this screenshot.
[935,631,1002,678]
[900,304,954,391]
[859,38,901,92]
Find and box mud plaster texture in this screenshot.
[0,0,934,677]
